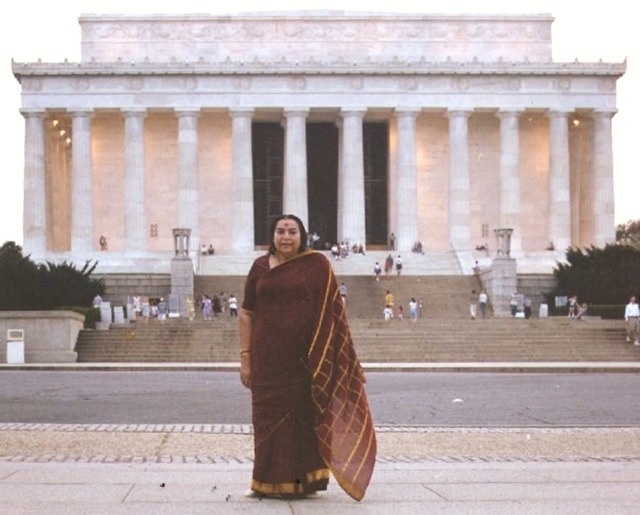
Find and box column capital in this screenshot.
[340,107,367,117]
[19,108,47,119]
[394,107,421,118]
[229,108,255,119]
[591,109,617,120]
[282,108,310,117]
[495,109,523,119]
[175,108,201,119]
[122,108,148,119]
[69,109,94,119]
[545,109,572,119]
[445,109,472,120]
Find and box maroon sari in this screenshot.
[242,250,376,500]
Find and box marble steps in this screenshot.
[196,250,462,276]
[194,274,485,320]
[75,318,636,363]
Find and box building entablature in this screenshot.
[12,59,627,79]
[12,68,622,115]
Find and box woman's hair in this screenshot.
[268,214,308,255]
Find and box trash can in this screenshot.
[539,303,549,318]
[6,329,25,364]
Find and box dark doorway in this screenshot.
[252,123,284,246]
[364,122,389,245]
[251,120,388,248]
[307,123,338,248]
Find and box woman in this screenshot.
[409,297,418,323]
[239,214,376,501]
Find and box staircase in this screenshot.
[74,316,637,363]
[196,250,462,276]
[193,275,484,320]
[76,271,637,364]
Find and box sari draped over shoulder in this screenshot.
[242,250,376,501]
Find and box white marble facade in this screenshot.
[13,12,625,272]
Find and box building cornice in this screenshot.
[12,59,627,80]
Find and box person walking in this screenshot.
[567,295,578,318]
[339,282,348,306]
[157,297,167,322]
[409,297,418,323]
[624,295,640,345]
[384,290,394,309]
[510,293,519,317]
[202,295,212,320]
[395,254,403,276]
[383,304,393,323]
[478,289,488,319]
[228,294,238,317]
[374,261,382,281]
[469,290,477,320]
[384,254,393,278]
[239,214,376,501]
[186,297,196,321]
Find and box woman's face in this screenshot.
[273,218,301,258]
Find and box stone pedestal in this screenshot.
[494,228,514,257]
[171,258,194,318]
[96,302,112,330]
[478,257,518,318]
[171,228,194,317]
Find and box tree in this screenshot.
[547,244,640,306]
[616,219,640,248]
[0,241,104,310]
[0,242,41,309]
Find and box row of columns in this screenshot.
[21,107,616,256]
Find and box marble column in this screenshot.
[176,109,200,256]
[447,110,471,251]
[282,108,309,228]
[70,110,94,254]
[497,110,522,252]
[547,110,572,251]
[592,110,616,246]
[21,109,47,256]
[338,109,367,248]
[230,109,255,252]
[124,109,147,253]
[394,109,420,252]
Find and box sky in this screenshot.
[0,0,637,245]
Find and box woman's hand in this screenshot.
[239,308,254,389]
[240,352,251,389]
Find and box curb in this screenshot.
[1,362,640,373]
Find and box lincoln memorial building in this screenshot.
[12,12,625,274]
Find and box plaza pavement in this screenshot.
[1,361,640,512]
[1,422,640,514]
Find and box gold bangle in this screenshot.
[240,350,251,357]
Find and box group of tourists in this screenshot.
[197,292,238,320]
[382,290,422,323]
[375,254,403,279]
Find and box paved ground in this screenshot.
[2,361,639,511]
[2,423,640,513]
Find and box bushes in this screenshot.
[0,241,105,316]
[544,244,640,319]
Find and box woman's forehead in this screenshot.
[275,219,299,230]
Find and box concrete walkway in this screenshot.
[1,424,640,514]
